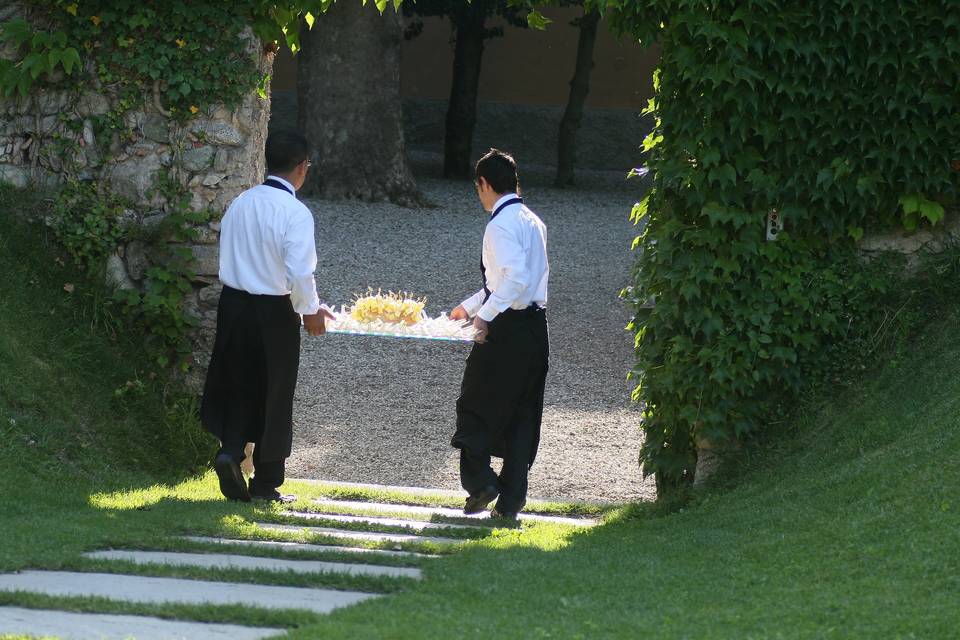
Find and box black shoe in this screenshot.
[250,492,297,504]
[464,485,498,515]
[490,509,519,522]
[249,481,296,504]
[214,453,250,502]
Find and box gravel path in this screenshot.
[287,156,654,504]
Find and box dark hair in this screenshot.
[475,148,520,195]
[265,130,310,175]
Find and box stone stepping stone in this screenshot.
[0,571,375,614]
[312,497,599,527]
[180,536,440,559]
[84,550,422,580]
[0,606,284,639]
[294,478,615,508]
[280,510,489,532]
[258,522,462,546]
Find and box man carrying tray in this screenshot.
[201,130,334,503]
[450,148,550,521]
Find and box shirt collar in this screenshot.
[265,175,296,195]
[491,193,520,216]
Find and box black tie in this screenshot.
[481,197,523,303]
[263,178,295,196]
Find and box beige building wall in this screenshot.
[273,7,658,110]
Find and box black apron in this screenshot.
[452,197,548,468]
[200,178,303,462]
[200,286,302,462]
[452,307,548,468]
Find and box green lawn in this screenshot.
[2,186,958,638]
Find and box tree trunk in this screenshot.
[444,7,486,179]
[555,8,600,188]
[297,3,421,206]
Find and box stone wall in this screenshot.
[0,3,274,385]
[858,208,960,265]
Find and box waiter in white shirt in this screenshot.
[201,130,333,503]
[450,148,549,521]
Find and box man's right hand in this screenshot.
[303,308,336,336]
[450,305,469,321]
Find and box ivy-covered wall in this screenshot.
[613,1,960,491]
[0,2,275,382]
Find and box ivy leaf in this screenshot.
[918,198,945,225]
[902,211,919,232]
[527,11,553,31]
[47,49,62,71]
[701,148,721,167]
[22,53,47,80]
[1,20,33,48]
[16,71,31,98]
[898,194,944,227]
[815,168,833,188]
[898,194,920,215]
[60,47,81,75]
[631,196,650,224]
[679,281,700,301]
[847,226,864,242]
[642,132,663,152]
[709,164,737,187]
[702,201,727,224]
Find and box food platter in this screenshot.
[312,291,475,343]
[325,307,474,343]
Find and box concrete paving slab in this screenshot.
[280,510,488,532]
[0,571,376,615]
[258,523,462,546]
[290,478,618,506]
[312,497,599,527]
[0,606,284,640]
[83,550,422,580]
[179,536,439,559]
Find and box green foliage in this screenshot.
[30,0,260,118]
[248,0,404,52]
[114,172,211,371]
[49,179,128,268]
[525,10,552,30]
[114,246,199,371]
[0,18,81,97]
[899,193,945,231]
[0,186,215,480]
[402,0,528,39]
[0,1,266,374]
[615,2,960,490]
[43,167,205,372]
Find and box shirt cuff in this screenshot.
[476,301,503,322]
[293,299,321,315]
[461,291,484,317]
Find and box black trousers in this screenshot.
[452,308,549,513]
[201,286,301,492]
[218,440,285,493]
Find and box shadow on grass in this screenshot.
[278,321,960,638]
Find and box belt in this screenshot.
[222,285,290,300]
[502,303,546,317]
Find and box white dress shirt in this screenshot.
[218,175,321,315]
[461,193,549,322]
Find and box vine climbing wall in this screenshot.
[0,2,275,384]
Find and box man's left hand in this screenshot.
[473,316,489,344]
[303,308,336,336]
